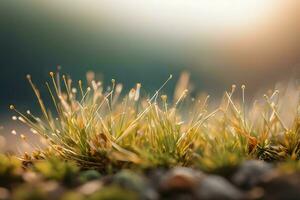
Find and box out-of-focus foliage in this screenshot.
[33,158,79,184]
[0,154,22,186]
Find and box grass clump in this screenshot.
[9,71,300,173]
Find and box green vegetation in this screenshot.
[8,72,300,173]
[1,71,300,199]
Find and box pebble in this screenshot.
[196,175,244,200]
[41,181,65,199]
[113,170,158,200]
[77,180,103,195]
[0,187,10,200]
[160,167,204,191]
[261,172,300,200]
[22,171,42,183]
[78,170,101,183]
[232,160,273,189]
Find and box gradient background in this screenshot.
[1,0,300,151]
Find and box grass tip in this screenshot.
[26,74,31,80]
[20,134,26,140]
[161,95,168,101]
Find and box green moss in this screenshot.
[0,154,22,186]
[88,186,139,200]
[34,158,79,185]
[12,185,47,200]
[60,192,84,200]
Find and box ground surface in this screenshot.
[1,157,300,200]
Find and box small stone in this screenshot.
[146,168,167,190]
[77,180,103,195]
[196,175,244,200]
[113,170,158,200]
[160,167,204,191]
[0,187,10,200]
[41,181,64,199]
[261,172,300,200]
[232,160,273,189]
[22,171,42,183]
[78,170,101,183]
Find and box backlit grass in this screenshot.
[9,72,300,173]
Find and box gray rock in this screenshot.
[78,170,101,183]
[113,170,158,200]
[261,172,300,200]
[232,160,273,189]
[196,175,244,200]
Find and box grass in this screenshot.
[8,71,300,174]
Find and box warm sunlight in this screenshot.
[42,0,282,38]
[2,1,300,199]
[98,0,281,37]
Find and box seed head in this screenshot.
[161,95,168,102]
[20,134,26,140]
[18,117,26,123]
[134,83,141,101]
[72,88,77,93]
[115,84,123,93]
[30,128,38,134]
[129,88,136,100]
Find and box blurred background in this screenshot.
[0,0,300,151]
